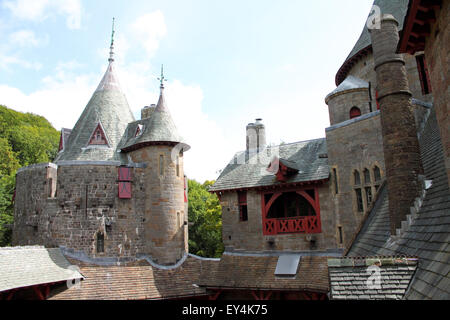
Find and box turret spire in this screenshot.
[108,17,115,63]
[157,64,167,89]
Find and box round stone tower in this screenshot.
[121,76,190,265]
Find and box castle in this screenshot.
[1,0,448,300]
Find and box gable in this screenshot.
[88,123,110,147]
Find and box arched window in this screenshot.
[373,166,381,182]
[363,168,371,184]
[354,170,361,185]
[266,192,316,219]
[349,106,362,119]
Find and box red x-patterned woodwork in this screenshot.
[118,167,132,199]
[261,188,322,235]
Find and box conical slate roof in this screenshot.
[119,85,189,152]
[55,59,135,162]
[335,0,409,85]
[325,76,369,103]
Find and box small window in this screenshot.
[349,107,362,119]
[332,168,339,194]
[365,187,373,205]
[355,189,364,212]
[238,191,248,222]
[159,155,164,176]
[338,226,343,245]
[176,156,180,177]
[416,54,432,95]
[374,166,381,182]
[354,170,361,185]
[97,232,104,253]
[364,168,371,184]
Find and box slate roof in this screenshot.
[119,86,188,152]
[55,60,135,162]
[325,76,369,103]
[209,138,329,192]
[198,254,330,293]
[48,255,215,300]
[336,0,409,85]
[328,257,418,300]
[347,108,450,300]
[0,246,83,292]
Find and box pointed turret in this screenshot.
[56,19,135,162]
[120,66,189,153]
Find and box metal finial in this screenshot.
[108,17,115,62]
[157,64,167,88]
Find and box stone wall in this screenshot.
[325,112,386,248]
[13,163,147,258]
[130,145,187,265]
[327,89,371,126]
[220,184,336,252]
[425,1,450,186]
[348,51,433,104]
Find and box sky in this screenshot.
[0,0,374,183]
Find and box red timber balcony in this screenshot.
[263,216,321,235]
[261,189,322,236]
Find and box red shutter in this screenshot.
[118,167,132,181]
[184,177,188,203]
[118,182,132,199]
[238,191,247,204]
[118,167,132,199]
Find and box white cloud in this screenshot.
[0,53,42,71]
[131,11,167,57]
[9,30,49,47]
[0,68,96,130]
[3,0,82,29]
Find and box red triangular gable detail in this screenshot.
[58,132,64,152]
[88,123,109,146]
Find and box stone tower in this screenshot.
[121,78,190,265]
[369,14,423,234]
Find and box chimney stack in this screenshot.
[246,118,266,154]
[141,104,156,120]
[369,14,423,235]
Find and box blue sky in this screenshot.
[0,0,374,182]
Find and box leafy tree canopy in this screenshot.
[188,179,224,258]
[0,105,60,246]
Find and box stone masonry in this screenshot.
[369,15,423,234]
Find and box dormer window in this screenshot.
[88,123,109,146]
[135,124,144,137]
[267,157,299,182]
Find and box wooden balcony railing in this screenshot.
[263,216,321,235]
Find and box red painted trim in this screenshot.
[399,0,422,53]
[208,290,222,300]
[210,178,328,194]
[261,187,322,235]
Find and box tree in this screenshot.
[188,180,224,258]
[0,105,60,246]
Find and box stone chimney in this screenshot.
[141,104,156,119]
[246,118,266,153]
[369,14,423,235]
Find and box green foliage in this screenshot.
[188,179,224,258]
[0,105,60,246]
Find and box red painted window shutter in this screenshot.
[118,167,132,181]
[118,182,132,199]
[184,177,188,203]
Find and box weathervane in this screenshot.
[109,17,115,62]
[157,64,167,88]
